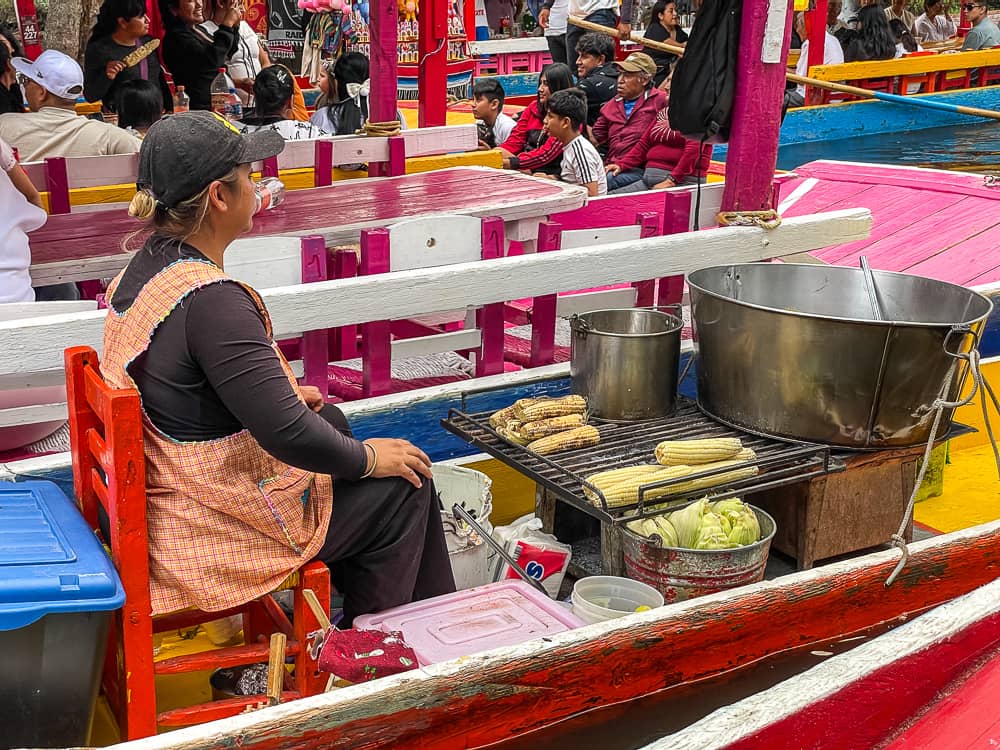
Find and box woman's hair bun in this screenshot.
[128,189,158,220]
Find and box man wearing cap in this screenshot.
[0,49,139,162]
[591,51,666,191]
[539,0,632,71]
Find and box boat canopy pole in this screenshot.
[720,0,795,213]
[804,0,827,105]
[369,0,400,175]
[418,0,449,127]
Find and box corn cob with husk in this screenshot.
[516,413,586,440]
[122,38,160,67]
[497,422,531,446]
[527,424,600,455]
[655,437,744,466]
[489,404,520,429]
[514,394,586,422]
[583,464,694,507]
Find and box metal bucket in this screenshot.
[570,308,683,421]
[622,506,776,604]
[688,264,993,449]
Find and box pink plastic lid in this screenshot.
[353,580,584,666]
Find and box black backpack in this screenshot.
[667,0,742,144]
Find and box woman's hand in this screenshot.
[299,385,325,412]
[606,163,622,176]
[222,1,241,27]
[363,438,434,488]
[106,60,127,79]
[653,176,677,189]
[233,77,255,94]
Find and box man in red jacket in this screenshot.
[591,52,666,191]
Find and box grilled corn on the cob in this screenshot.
[517,413,586,440]
[489,404,519,429]
[654,437,744,466]
[584,464,694,507]
[515,394,586,422]
[527,424,600,455]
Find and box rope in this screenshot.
[359,120,403,137]
[716,210,782,229]
[884,342,1000,587]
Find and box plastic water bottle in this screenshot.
[210,68,241,121]
[254,177,286,214]
[173,85,189,113]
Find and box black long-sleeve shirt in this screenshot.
[83,34,173,112]
[161,24,238,110]
[109,234,368,479]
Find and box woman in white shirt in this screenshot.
[0,137,44,302]
[913,0,957,42]
[199,0,270,106]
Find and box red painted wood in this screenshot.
[262,156,280,179]
[300,235,331,397]
[720,0,794,212]
[656,190,692,306]
[477,216,506,377]
[633,210,659,307]
[13,0,43,59]
[369,0,398,178]
[723,613,1000,750]
[418,0,449,127]
[29,169,570,269]
[360,228,393,397]
[44,157,71,215]
[886,643,1000,749]
[155,641,301,675]
[387,136,407,177]
[157,691,301,726]
[333,250,360,360]
[314,140,333,187]
[173,527,1000,750]
[805,0,827,105]
[529,222,561,367]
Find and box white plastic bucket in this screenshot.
[571,575,665,624]
[434,464,493,590]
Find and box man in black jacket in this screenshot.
[574,32,618,126]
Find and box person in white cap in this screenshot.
[0,49,139,163]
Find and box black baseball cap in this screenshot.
[137,111,285,209]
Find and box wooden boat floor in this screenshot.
[779,161,1000,285]
[886,645,1000,748]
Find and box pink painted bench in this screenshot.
[27,167,586,286]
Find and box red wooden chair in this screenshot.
[324,215,507,399]
[64,346,331,740]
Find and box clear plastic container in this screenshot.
[254,176,286,213]
[210,68,242,121]
[173,85,190,113]
[571,576,664,625]
[354,580,584,665]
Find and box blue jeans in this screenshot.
[605,168,643,192]
[611,168,706,193]
[566,8,617,71]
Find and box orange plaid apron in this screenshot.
[102,258,333,615]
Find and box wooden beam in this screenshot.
[369,0,399,178]
[721,0,795,212]
[0,209,870,376]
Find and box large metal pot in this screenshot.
[688,264,992,449]
[570,308,683,421]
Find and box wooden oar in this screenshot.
[787,72,1000,120]
[570,17,1000,122]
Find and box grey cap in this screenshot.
[137,111,285,209]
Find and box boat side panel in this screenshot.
[114,522,1000,750]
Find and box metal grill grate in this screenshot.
[442,399,842,525]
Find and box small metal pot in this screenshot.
[570,308,683,421]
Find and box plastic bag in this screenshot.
[490,514,571,598]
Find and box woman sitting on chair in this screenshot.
[103,111,455,626]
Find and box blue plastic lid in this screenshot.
[0,481,125,630]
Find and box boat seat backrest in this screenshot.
[224,236,304,290]
[385,215,488,272]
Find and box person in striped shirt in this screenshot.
[543,88,607,196]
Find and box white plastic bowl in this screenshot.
[571,575,664,624]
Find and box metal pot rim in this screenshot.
[571,307,685,338]
[622,504,777,554]
[688,263,994,328]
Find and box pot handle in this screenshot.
[570,313,591,336]
[942,324,978,360]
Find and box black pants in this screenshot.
[314,475,456,627]
[546,34,567,65]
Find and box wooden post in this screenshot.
[369,0,399,177]
[805,0,827,104]
[418,0,449,127]
[720,0,795,213]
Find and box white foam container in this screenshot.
[571,575,665,624]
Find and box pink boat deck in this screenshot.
[778,160,1000,286]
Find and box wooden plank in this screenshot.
[468,37,549,54]
[4,209,872,377]
[794,160,1000,202]
[224,237,304,290]
[650,578,1000,750]
[555,288,638,317]
[388,329,481,360]
[95,520,1000,750]
[906,219,1000,285]
[386,215,486,271]
[809,48,1000,81]
[0,402,67,427]
[400,124,478,156]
